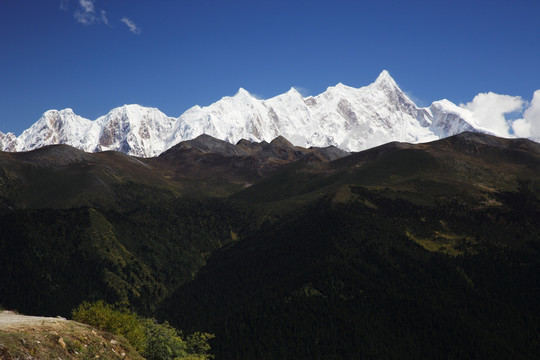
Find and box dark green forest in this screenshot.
[164,188,540,359]
[0,183,255,317]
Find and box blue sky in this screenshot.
[1,0,539,136]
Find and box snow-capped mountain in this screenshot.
[0,71,491,157]
[2,105,177,157]
[91,105,176,157]
[0,131,17,152]
[16,109,94,153]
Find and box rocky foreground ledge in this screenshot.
[0,310,142,359]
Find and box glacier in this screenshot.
[0,70,493,157]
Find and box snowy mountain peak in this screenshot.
[323,83,354,98]
[108,104,155,116]
[44,108,76,116]
[116,104,139,111]
[1,72,496,157]
[372,70,399,90]
[14,108,92,153]
[235,88,253,98]
[286,87,302,96]
[93,104,177,157]
[428,99,494,138]
[335,82,356,92]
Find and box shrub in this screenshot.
[142,318,188,360]
[72,300,147,353]
[72,301,214,360]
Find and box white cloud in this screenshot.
[460,92,525,137]
[512,90,540,140]
[74,0,96,24]
[459,90,540,141]
[512,117,531,138]
[121,17,141,34]
[79,0,94,13]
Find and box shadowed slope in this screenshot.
[163,133,540,359]
[234,132,540,205]
[0,135,349,209]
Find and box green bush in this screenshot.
[72,301,214,360]
[142,318,188,360]
[185,332,215,357]
[72,300,147,353]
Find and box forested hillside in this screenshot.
[166,187,540,358]
[1,132,540,359]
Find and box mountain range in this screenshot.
[0,71,492,157]
[2,70,540,358]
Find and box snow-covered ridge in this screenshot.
[0,71,490,157]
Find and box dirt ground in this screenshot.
[0,310,67,330]
[0,310,143,359]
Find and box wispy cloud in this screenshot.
[101,10,110,26]
[63,0,141,34]
[74,0,96,25]
[121,17,141,34]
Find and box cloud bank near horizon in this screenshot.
[512,90,540,140]
[460,90,540,141]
